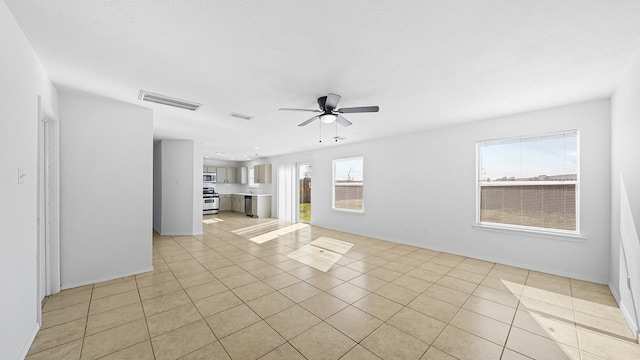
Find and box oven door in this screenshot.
[203,197,219,214]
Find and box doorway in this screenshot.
[37,96,60,323]
[298,163,311,223]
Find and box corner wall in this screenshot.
[153,141,163,233]
[611,56,640,336]
[58,92,153,289]
[154,140,203,235]
[0,2,58,359]
[266,99,611,283]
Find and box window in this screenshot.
[477,131,579,233]
[248,167,258,188]
[333,156,364,212]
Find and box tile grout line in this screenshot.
[165,233,236,360]
[78,284,94,359]
[30,213,637,359]
[135,268,157,360]
[211,218,313,358]
[496,263,525,360]
[199,221,363,358]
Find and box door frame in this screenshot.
[37,96,60,324]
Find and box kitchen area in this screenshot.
[202,164,272,218]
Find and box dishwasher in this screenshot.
[245,195,253,217]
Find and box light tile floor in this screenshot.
[27,212,639,360]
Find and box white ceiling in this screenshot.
[6,0,640,161]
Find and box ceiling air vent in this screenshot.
[138,90,202,111]
[230,112,253,120]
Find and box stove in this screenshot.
[203,187,219,215]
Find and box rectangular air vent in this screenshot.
[230,112,253,120]
[138,90,202,111]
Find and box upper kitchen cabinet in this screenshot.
[216,167,226,182]
[254,164,272,184]
[226,168,236,183]
[202,166,246,184]
[236,167,248,184]
[216,167,238,183]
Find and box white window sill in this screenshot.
[332,208,364,214]
[472,223,585,243]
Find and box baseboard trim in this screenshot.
[317,224,608,284]
[610,283,640,341]
[610,284,621,303]
[18,322,40,360]
[620,301,640,341]
[420,242,607,283]
[60,266,154,291]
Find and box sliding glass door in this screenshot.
[298,163,311,223]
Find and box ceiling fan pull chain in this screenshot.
[319,120,322,143]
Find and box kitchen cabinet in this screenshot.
[219,194,232,211]
[236,167,248,184]
[216,167,238,183]
[203,166,245,184]
[226,168,236,183]
[252,195,272,218]
[219,193,271,216]
[254,164,272,184]
[216,168,227,183]
[232,194,245,213]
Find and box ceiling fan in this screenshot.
[279,93,379,127]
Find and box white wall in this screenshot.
[266,100,612,283]
[610,56,640,336]
[153,141,163,233]
[58,92,153,289]
[0,2,58,359]
[192,142,204,232]
[203,159,240,168]
[154,140,203,235]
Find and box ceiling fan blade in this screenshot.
[337,106,379,113]
[336,114,352,127]
[325,93,341,110]
[279,108,321,113]
[298,115,319,127]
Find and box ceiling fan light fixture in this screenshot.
[320,114,337,123]
[281,93,379,128]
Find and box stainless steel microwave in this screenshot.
[203,173,216,183]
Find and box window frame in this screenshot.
[475,130,581,236]
[332,156,364,213]
[248,167,258,188]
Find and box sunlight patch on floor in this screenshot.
[202,218,223,224]
[231,220,281,235]
[248,223,309,244]
[287,237,354,272]
[310,236,353,254]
